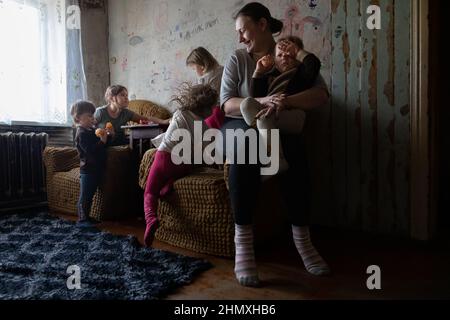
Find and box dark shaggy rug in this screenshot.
[0,212,212,300]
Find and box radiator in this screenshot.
[0,132,49,203]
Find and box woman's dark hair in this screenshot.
[186,47,219,73]
[171,83,218,118]
[277,36,304,50]
[234,2,283,34]
[105,85,127,103]
[70,100,96,123]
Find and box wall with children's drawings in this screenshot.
[108,0,413,238]
[108,0,331,110]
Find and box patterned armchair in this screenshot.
[43,145,137,221]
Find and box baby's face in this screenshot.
[275,44,298,73]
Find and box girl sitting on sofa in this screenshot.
[143,83,223,247]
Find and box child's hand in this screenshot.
[255,55,274,74]
[95,128,108,143]
[105,122,115,136]
[100,133,108,144]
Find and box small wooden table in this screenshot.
[121,124,165,158]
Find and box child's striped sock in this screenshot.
[292,226,331,276]
[234,224,260,287]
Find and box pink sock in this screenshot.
[144,215,159,247]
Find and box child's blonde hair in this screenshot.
[70,100,96,123]
[171,83,218,118]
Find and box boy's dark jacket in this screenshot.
[75,126,107,174]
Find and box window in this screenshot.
[0,0,85,125]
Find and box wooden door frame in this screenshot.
[410,0,434,240]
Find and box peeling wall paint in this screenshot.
[305,0,411,236]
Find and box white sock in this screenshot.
[234,224,260,287]
[292,226,331,276]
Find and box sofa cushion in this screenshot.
[155,167,235,257]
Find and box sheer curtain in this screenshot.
[0,0,86,125]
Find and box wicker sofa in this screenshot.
[138,149,287,257]
[43,100,172,221]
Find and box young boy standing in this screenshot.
[71,101,110,226]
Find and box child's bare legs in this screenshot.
[240,97,289,174]
[143,151,191,247]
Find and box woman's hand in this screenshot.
[256,93,285,107]
[256,94,287,120]
[255,54,274,75]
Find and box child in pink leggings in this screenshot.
[143,83,224,247]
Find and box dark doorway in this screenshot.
[430,0,450,239]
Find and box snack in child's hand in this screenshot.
[106,122,113,130]
[95,128,106,137]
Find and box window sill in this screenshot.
[0,121,72,128]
